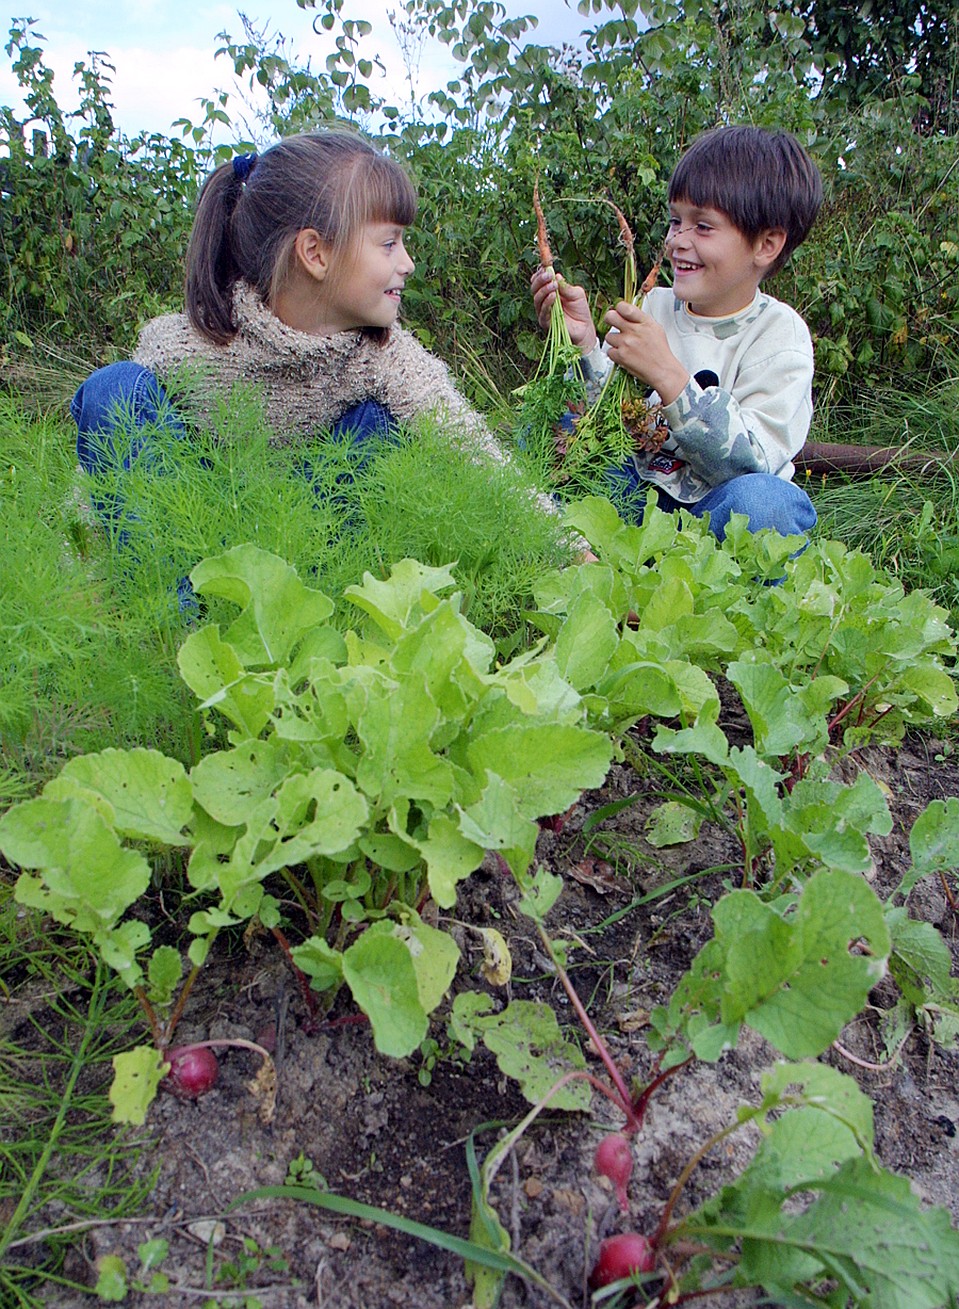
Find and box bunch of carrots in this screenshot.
[510,180,588,481]
[525,181,666,489]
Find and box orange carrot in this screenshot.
[533,177,553,270]
[638,254,663,299]
[609,201,635,266]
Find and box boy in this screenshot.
[531,125,823,540]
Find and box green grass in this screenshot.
[808,363,959,625]
[0,906,154,1307]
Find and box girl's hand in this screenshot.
[604,301,690,404]
[531,267,598,354]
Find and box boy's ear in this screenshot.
[293,228,332,282]
[755,227,788,269]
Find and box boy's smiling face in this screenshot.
[665,200,786,318]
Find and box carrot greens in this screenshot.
[562,202,666,486]
[511,179,587,486]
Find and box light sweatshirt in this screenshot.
[579,286,814,504]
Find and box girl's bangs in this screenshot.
[365,156,418,227]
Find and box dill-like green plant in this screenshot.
[0,401,180,789]
[298,415,574,640]
[2,383,574,793]
[0,918,152,1307]
[104,380,573,639]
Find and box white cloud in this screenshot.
[0,1,588,139]
[0,36,228,137]
[110,45,233,134]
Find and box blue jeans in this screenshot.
[72,363,396,516]
[71,362,397,485]
[71,362,397,604]
[605,460,816,542]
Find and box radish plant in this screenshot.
[593,1133,633,1213]
[588,1232,655,1289]
[161,1044,219,1100]
[533,494,957,747]
[455,852,959,1308]
[0,544,612,1122]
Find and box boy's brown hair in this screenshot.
[668,126,823,274]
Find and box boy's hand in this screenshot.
[531,267,598,354]
[604,301,690,405]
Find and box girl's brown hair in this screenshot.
[186,130,418,345]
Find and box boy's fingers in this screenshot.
[605,306,646,334]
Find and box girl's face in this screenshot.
[319,222,415,333]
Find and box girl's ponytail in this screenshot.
[185,154,258,344]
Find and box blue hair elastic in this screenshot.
[232,152,257,184]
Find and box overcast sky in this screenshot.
[1,2,588,140]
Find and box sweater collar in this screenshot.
[678,290,766,335]
[233,282,369,357]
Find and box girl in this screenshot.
[71,130,533,520]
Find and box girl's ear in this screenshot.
[293,228,332,282]
[755,227,787,269]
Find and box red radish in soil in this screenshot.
[589,1233,656,1288]
[162,1044,219,1099]
[595,1132,633,1212]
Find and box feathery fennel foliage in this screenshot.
[0,398,193,789]
[1,389,575,792]
[302,414,573,639]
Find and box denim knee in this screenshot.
[691,474,816,541]
[330,399,397,461]
[72,362,184,474]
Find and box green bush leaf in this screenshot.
[110,1046,167,1125]
[190,543,334,667]
[466,723,612,819]
[457,772,539,878]
[394,909,460,1014]
[645,799,702,847]
[554,589,619,689]
[3,797,151,934]
[887,906,958,1007]
[718,870,890,1057]
[177,626,275,737]
[743,1157,959,1306]
[906,796,959,890]
[345,558,459,640]
[462,999,590,1109]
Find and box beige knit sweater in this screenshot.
[133,283,503,460]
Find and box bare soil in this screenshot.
[15,726,959,1308]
